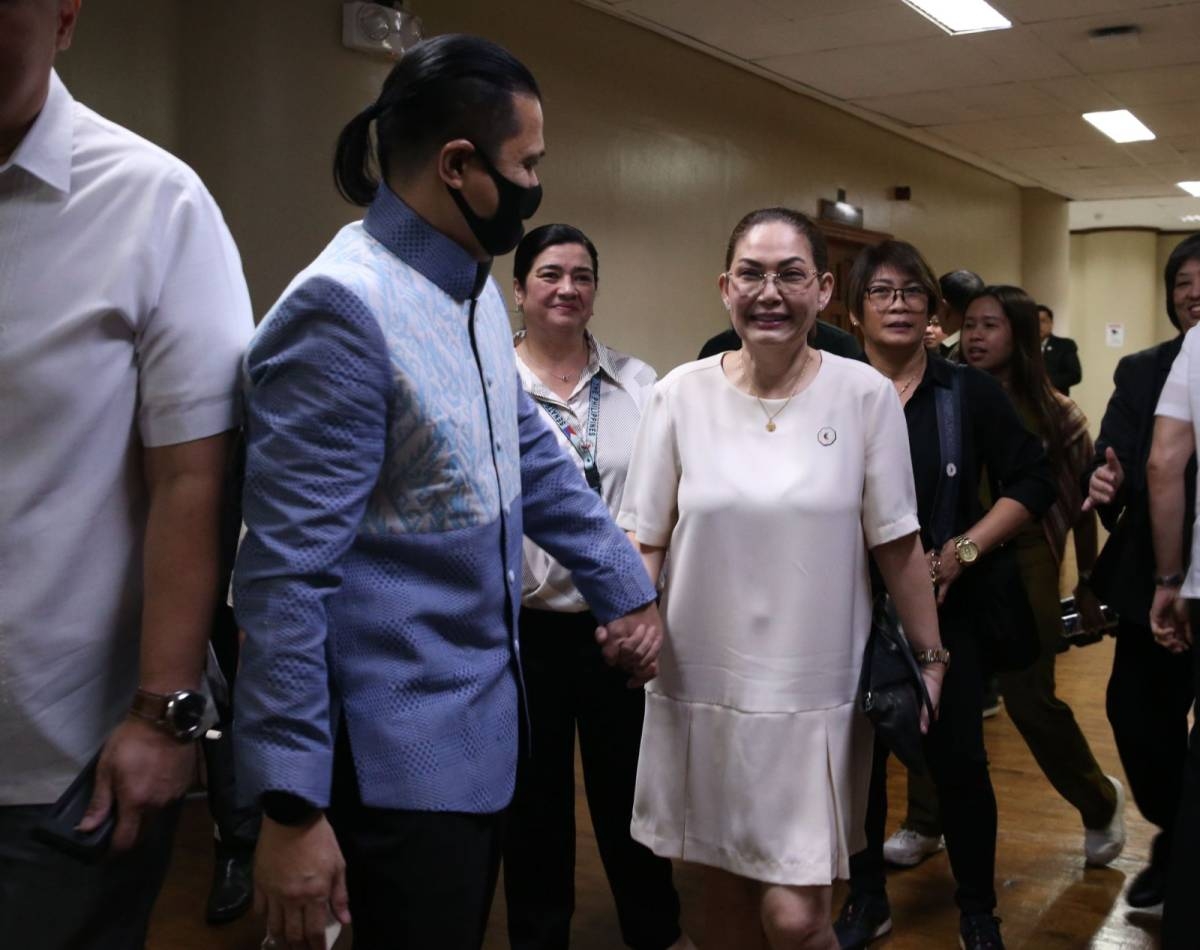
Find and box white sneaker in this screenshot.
[1084,775,1127,867]
[883,827,945,867]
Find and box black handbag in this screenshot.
[858,593,934,773]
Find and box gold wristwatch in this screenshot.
[914,647,951,667]
[953,535,980,565]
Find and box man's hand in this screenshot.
[1083,447,1124,512]
[595,601,663,686]
[256,814,351,950]
[1150,586,1191,653]
[77,716,196,852]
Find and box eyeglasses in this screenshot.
[726,267,820,297]
[865,284,930,308]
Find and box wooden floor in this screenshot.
[147,635,1169,949]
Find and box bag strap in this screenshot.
[929,367,963,549]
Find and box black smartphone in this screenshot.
[31,750,116,862]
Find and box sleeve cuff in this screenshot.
[865,513,920,550]
[139,393,241,447]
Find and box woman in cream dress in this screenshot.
[619,209,946,949]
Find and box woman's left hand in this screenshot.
[928,540,964,606]
[1072,582,1107,634]
[919,665,944,734]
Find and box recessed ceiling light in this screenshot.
[1178,182,1200,197]
[1182,214,1200,223]
[900,0,1011,34]
[1081,109,1156,143]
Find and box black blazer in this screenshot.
[1042,334,1081,395]
[1087,337,1196,626]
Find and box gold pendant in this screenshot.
[766,421,776,432]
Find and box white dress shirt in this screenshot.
[516,333,657,612]
[0,72,253,804]
[1156,325,1200,597]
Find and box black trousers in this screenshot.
[0,799,180,950]
[1163,601,1200,949]
[328,730,504,950]
[1106,617,1194,869]
[204,610,260,856]
[849,610,998,916]
[503,608,682,950]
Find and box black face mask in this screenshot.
[447,146,542,257]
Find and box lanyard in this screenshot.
[537,374,602,494]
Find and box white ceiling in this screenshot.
[578,0,1200,229]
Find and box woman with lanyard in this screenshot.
[503,223,694,950]
[834,242,1054,950]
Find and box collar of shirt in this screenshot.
[910,350,956,399]
[514,331,624,408]
[2,70,72,193]
[942,329,961,349]
[363,183,490,302]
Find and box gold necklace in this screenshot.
[893,353,927,399]
[520,340,587,384]
[748,349,813,432]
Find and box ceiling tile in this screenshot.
[997,0,1194,26]
[1119,139,1184,165]
[1033,75,1123,111]
[759,26,1076,99]
[1093,63,1200,106]
[853,81,1070,127]
[927,113,1104,151]
[1032,6,1200,74]
[1135,100,1200,137]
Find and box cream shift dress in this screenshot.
[617,352,919,886]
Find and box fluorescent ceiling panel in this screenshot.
[899,0,1011,34]
[1178,182,1200,197]
[1082,109,1156,143]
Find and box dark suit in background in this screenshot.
[1042,334,1082,395]
[1087,337,1196,889]
[698,319,866,361]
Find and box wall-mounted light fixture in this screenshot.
[342,1,423,59]
[819,189,864,229]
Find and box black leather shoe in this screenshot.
[834,892,892,949]
[206,852,253,925]
[1126,863,1167,908]
[959,913,1005,950]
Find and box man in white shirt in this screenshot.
[0,2,253,946]
[1148,322,1200,948]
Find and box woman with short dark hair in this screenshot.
[502,222,693,950]
[835,242,1054,950]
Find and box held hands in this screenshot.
[927,540,964,606]
[1082,447,1124,512]
[1150,586,1192,654]
[76,715,196,852]
[595,601,663,687]
[256,814,351,950]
